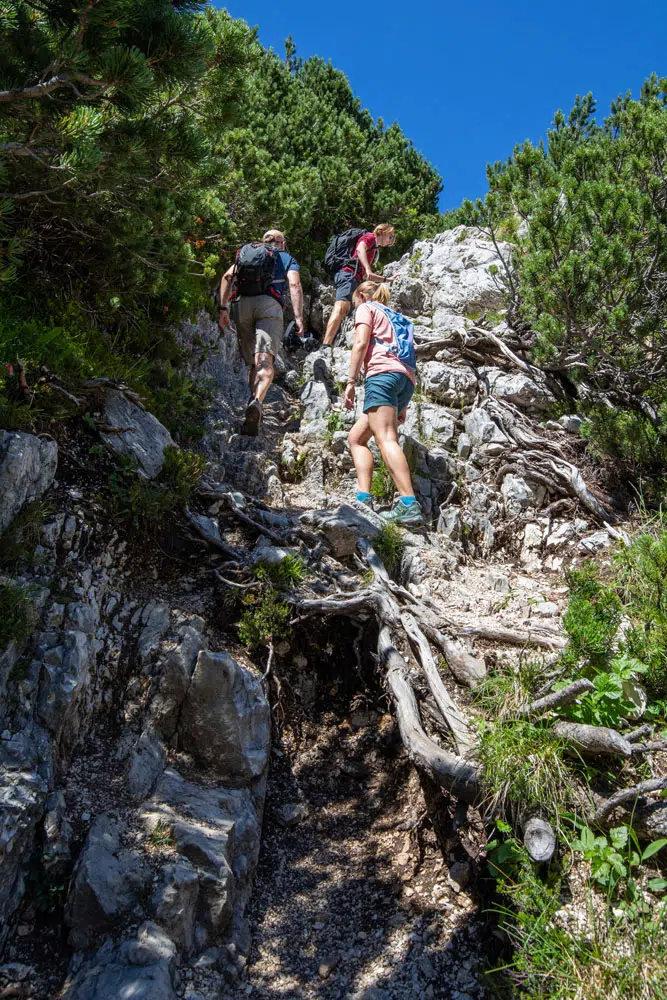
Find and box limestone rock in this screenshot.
[463,408,507,448]
[65,814,149,948]
[63,934,176,1000]
[420,362,478,406]
[0,431,58,535]
[99,389,176,479]
[151,859,199,954]
[0,726,51,947]
[151,624,204,740]
[127,726,166,801]
[138,600,171,665]
[141,768,261,941]
[179,650,269,783]
[483,368,554,411]
[501,474,545,515]
[301,504,381,557]
[36,630,91,753]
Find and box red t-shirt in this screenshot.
[343,233,378,278]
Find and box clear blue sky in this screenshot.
[216,0,667,212]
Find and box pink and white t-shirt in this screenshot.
[355,302,415,384]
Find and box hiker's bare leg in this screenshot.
[367,405,414,497]
[251,352,274,403]
[348,414,374,494]
[323,300,350,347]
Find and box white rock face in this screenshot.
[386,227,511,323]
[482,368,554,411]
[420,362,478,405]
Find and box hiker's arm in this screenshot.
[344,321,371,409]
[218,265,235,333]
[356,243,398,283]
[287,270,305,334]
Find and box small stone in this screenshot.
[318,958,337,979]
[447,861,471,892]
[274,802,309,828]
[16,925,31,937]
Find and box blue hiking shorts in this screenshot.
[334,269,359,302]
[363,371,414,415]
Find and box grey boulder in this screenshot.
[301,504,381,557]
[0,430,58,535]
[99,389,176,479]
[179,650,270,783]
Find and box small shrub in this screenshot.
[374,524,404,577]
[106,446,204,532]
[569,824,667,897]
[0,499,51,569]
[561,564,622,669]
[254,554,306,590]
[0,582,36,650]
[237,588,291,649]
[370,459,395,504]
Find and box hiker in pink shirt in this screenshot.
[344,281,424,528]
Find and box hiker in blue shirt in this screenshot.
[219,229,306,435]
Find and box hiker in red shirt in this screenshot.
[322,224,397,348]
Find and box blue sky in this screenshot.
[216,0,667,211]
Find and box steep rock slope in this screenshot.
[0,227,662,1000]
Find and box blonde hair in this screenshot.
[262,229,286,244]
[373,223,396,242]
[353,280,391,306]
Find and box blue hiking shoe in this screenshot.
[381,499,425,528]
[358,495,376,513]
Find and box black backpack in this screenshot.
[235,242,281,297]
[323,227,368,278]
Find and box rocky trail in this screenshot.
[2,227,662,1000]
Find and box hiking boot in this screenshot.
[240,398,262,436]
[358,495,375,512]
[381,499,425,528]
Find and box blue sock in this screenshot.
[400,496,417,507]
[356,491,372,502]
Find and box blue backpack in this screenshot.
[370,303,416,372]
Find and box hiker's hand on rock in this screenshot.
[398,406,407,425]
[344,383,355,409]
[296,318,306,335]
[218,309,231,334]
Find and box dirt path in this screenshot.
[227,708,489,1000]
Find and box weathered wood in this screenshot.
[553,721,633,758]
[401,612,474,755]
[522,815,557,863]
[379,627,480,804]
[518,678,594,717]
[593,777,667,826]
[456,622,566,650]
[420,622,487,688]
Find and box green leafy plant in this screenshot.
[254,554,306,589]
[570,824,667,895]
[237,589,291,650]
[559,655,648,728]
[324,410,344,444]
[148,820,175,848]
[106,446,204,532]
